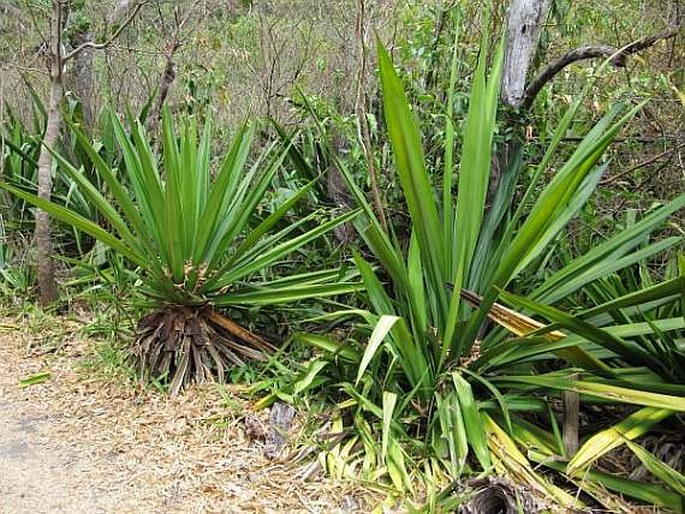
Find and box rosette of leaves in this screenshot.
[289,23,685,509]
[1,110,360,395]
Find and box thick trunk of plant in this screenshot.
[35,2,66,306]
[136,306,276,396]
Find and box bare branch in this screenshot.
[522,25,683,109]
[600,143,685,186]
[63,0,148,62]
[355,0,388,232]
[107,0,140,24]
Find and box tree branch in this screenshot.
[599,143,684,186]
[522,25,683,109]
[147,1,200,131]
[63,0,147,62]
[107,0,140,24]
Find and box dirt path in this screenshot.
[0,389,121,512]
[0,320,368,514]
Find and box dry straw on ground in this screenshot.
[0,316,374,514]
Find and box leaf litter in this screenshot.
[0,315,374,513]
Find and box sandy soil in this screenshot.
[0,319,370,514]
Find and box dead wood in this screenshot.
[522,25,683,109]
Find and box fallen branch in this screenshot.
[522,25,683,109]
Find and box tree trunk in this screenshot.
[69,28,94,128]
[488,0,552,205]
[147,53,177,132]
[501,0,552,108]
[35,1,66,306]
[107,0,138,24]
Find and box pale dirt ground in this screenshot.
[0,319,371,514]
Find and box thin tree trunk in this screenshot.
[35,1,66,306]
[33,0,145,305]
[147,3,197,132]
[355,0,387,232]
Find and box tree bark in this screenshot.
[35,1,67,306]
[501,0,553,108]
[69,28,94,128]
[148,51,177,132]
[107,0,139,24]
[488,0,551,209]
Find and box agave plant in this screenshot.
[287,24,685,509]
[1,109,361,395]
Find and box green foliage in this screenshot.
[0,1,683,510]
[281,26,685,509]
[2,109,360,307]
[1,108,363,393]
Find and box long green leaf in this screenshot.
[625,439,685,495]
[453,372,491,470]
[568,407,672,473]
[357,315,400,385]
[377,41,447,321]
[499,290,657,368]
[0,183,143,266]
[499,375,685,411]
